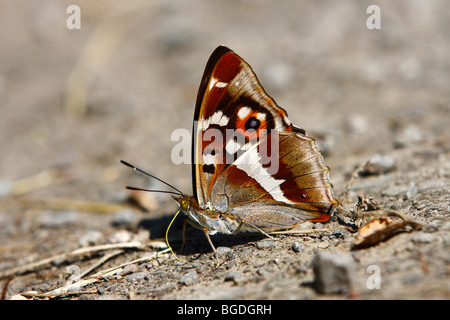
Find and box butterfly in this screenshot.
[122,45,338,253]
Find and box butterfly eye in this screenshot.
[182,198,189,209]
[245,117,260,131]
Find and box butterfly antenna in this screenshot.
[120,160,183,195]
[125,186,181,196]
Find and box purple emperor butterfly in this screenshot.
[122,46,338,252]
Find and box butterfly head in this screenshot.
[172,194,191,211]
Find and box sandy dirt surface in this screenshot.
[0,1,449,300]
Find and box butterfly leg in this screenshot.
[233,219,276,240]
[182,218,217,253]
[202,229,217,253]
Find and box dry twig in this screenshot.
[33,248,170,299]
[0,241,148,280]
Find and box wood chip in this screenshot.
[353,217,421,249]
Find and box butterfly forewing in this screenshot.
[193,46,338,230]
[194,47,289,204]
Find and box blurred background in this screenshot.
[0,0,449,283]
[1,0,449,199]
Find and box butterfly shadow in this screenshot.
[137,215,266,256]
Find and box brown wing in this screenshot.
[192,46,338,227]
[192,46,292,208]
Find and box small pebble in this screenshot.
[178,269,199,286]
[112,209,136,227]
[382,185,410,197]
[347,114,368,135]
[271,258,280,265]
[133,229,151,243]
[394,125,424,148]
[78,230,104,247]
[296,221,314,230]
[224,271,244,284]
[118,264,138,276]
[313,222,324,229]
[405,183,418,200]
[291,242,305,253]
[313,251,357,294]
[238,248,255,260]
[152,283,176,297]
[403,273,422,285]
[126,271,150,283]
[257,251,268,258]
[106,230,133,243]
[361,154,396,176]
[39,210,78,228]
[256,240,275,250]
[225,260,237,269]
[257,265,271,276]
[295,265,308,274]
[410,232,436,244]
[317,242,330,249]
[216,246,234,260]
[331,230,345,239]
